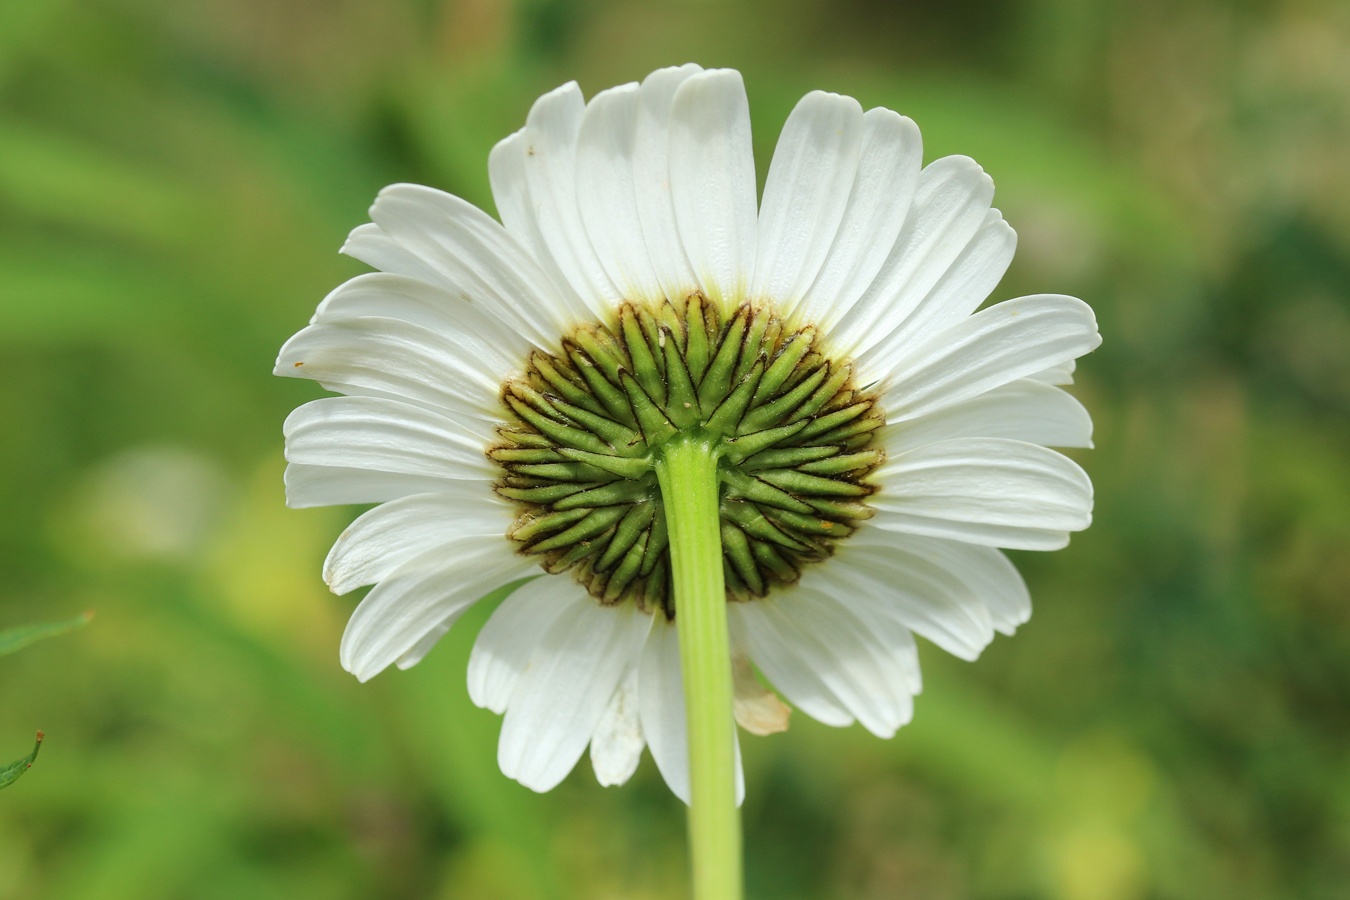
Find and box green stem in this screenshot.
[656,434,743,900]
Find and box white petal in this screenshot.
[340,537,533,681]
[870,438,1094,551]
[790,107,922,327]
[831,530,1030,642]
[283,462,456,509]
[314,272,470,331]
[873,534,1033,636]
[467,576,568,715]
[637,618,691,803]
[633,64,704,303]
[749,589,916,738]
[282,397,494,483]
[275,317,507,428]
[361,183,587,341]
[575,83,664,302]
[856,208,1017,376]
[313,275,540,372]
[820,530,997,660]
[395,615,453,670]
[521,82,623,313]
[1028,359,1076,385]
[883,378,1094,453]
[636,619,745,806]
[590,666,647,787]
[322,488,515,595]
[826,155,995,354]
[489,129,554,279]
[310,272,536,362]
[728,602,854,728]
[668,69,757,310]
[340,223,448,289]
[879,294,1102,423]
[498,601,648,792]
[751,91,863,307]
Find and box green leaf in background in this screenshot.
[0,610,93,657]
[0,731,43,789]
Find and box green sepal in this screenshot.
[739,365,827,433]
[685,296,712,383]
[740,444,836,471]
[488,447,569,464]
[505,393,612,456]
[639,308,666,372]
[531,352,610,419]
[509,506,591,542]
[514,461,619,483]
[703,359,765,435]
[572,326,627,384]
[529,505,627,553]
[758,316,784,369]
[723,561,751,602]
[720,523,765,595]
[757,469,869,497]
[795,399,872,442]
[597,502,658,571]
[496,428,554,449]
[721,468,815,514]
[719,499,810,551]
[750,540,798,583]
[619,371,678,445]
[798,449,884,476]
[601,534,650,602]
[722,421,809,465]
[497,482,593,504]
[732,308,770,384]
[544,538,602,573]
[779,350,824,396]
[547,398,643,452]
[839,429,884,451]
[621,306,666,407]
[698,305,748,411]
[661,330,702,427]
[659,303,687,354]
[767,506,855,537]
[556,448,653,480]
[801,497,875,520]
[789,362,853,423]
[640,512,670,576]
[806,410,884,445]
[552,478,652,511]
[753,326,815,403]
[641,560,668,614]
[567,343,636,425]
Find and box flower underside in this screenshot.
[490,293,884,617]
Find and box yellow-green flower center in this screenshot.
[490,294,883,617]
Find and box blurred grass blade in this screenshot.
[0,611,93,657]
[0,732,43,789]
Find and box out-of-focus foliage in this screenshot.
[0,733,43,791]
[2,0,1348,897]
[0,612,89,788]
[0,612,92,658]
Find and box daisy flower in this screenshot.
[276,65,1099,808]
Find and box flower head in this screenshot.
[277,65,1100,801]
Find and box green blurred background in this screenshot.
[3,0,1349,897]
